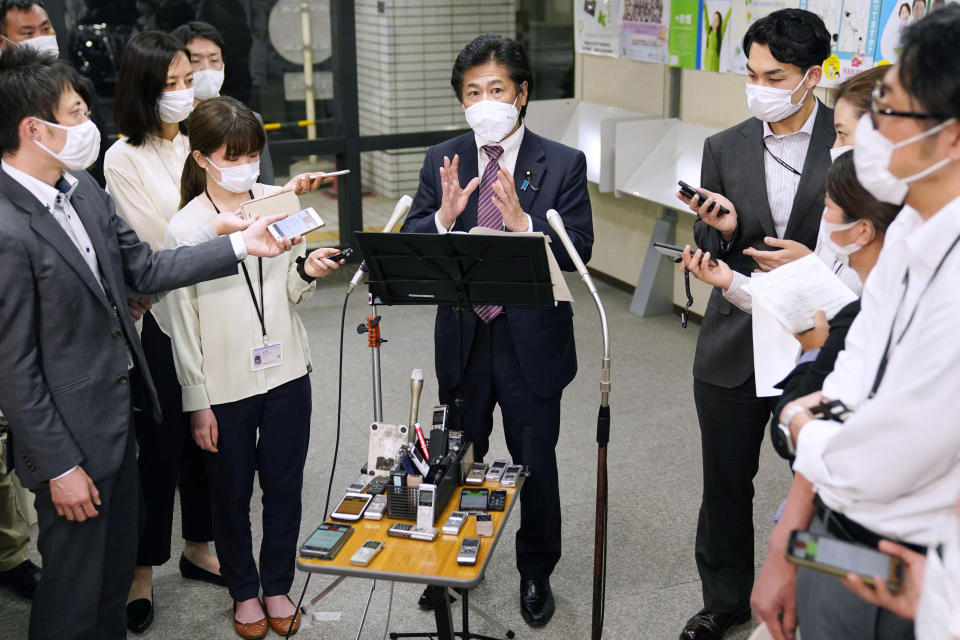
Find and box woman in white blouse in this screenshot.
[165,96,341,639]
[103,31,327,633]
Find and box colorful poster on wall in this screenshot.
[620,0,671,63]
[873,0,958,64]
[800,0,881,86]
[729,0,799,75]
[701,1,735,72]
[575,0,623,57]
[668,0,701,67]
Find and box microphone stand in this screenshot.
[546,210,611,640]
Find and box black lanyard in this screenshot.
[205,188,267,343]
[869,231,960,398]
[762,139,802,176]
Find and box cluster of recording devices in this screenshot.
[299,404,523,568]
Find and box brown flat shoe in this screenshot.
[232,602,267,640]
[266,595,301,636]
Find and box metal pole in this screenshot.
[299,2,317,164]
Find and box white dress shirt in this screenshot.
[163,187,315,411]
[434,123,533,234]
[724,102,819,312]
[793,196,960,546]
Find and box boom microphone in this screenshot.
[346,194,413,294]
[409,368,424,442]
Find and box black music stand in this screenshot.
[354,232,556,429]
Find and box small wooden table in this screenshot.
[297,478,523,640]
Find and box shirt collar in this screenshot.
[475,122,525,157]
[1,159,78,210]
[903,195,960,270]
[763,99,819,140]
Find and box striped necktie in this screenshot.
[474,145,504,323]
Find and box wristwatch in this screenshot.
[777,404,808,457]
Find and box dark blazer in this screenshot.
[770,299,860,461]
[0,169,239,489]
[693,102,835,388]
[401,129,594,399]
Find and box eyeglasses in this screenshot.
[870,81,941,127]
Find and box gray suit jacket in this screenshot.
[0,169,239,489]
[693,102,835,388]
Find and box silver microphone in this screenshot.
[409,368,424,441]
[347,194,413,294]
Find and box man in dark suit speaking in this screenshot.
[401,33,593,628]
[676,10,835,640]
[0,47,296,639]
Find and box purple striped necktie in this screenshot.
[474,145,505,323]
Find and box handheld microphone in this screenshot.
[409,368,424,442]
[347,194,413,294]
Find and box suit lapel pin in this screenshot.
[521,170,538,191]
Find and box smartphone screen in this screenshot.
[334,494,370,517]
[303,525,348,552]
[269,207,323,238]
[459,488,488,511]
[788,531,901,589]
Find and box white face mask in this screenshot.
[192,69,224,100]
[853,113,956,205]
[745,68,813,123]
[464,95,520,145]
[829,145,854,162]
[18,34,59,57]
[205,156,260,194]
[158,87,195,124]
[823,219,863,267]
[33,118,101,171]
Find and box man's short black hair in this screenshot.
[171,20,225,55]
[113,30,190,147]
[898,3,960,121]
[451,33,531,120]
[0,0,46,35]
[742,9,831,72]
[0,44,89,156]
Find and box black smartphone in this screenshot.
[653,241,718,265]
[300,522,354,560]
[324,247,354,262]
[786,530,903,592]
[678,180,730,216]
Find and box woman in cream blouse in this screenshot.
[165,96,341,639]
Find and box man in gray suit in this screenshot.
[0,46,297,639]
[675,10,835,640]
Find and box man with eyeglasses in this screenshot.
[756,6,960,639]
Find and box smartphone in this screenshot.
[266,206,325,240]
[653,241,718,266]
[324,247,354,263]
[240,188,300,221]
[786,530,903,592]
[300,522,353,560]
[678,180,730,215]
[457,537,481,565]
[350,540,385,566]
[459,487,489,512]
[330,492,373,521]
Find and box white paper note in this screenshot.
[748,253,858,335]
[752,273,801,398]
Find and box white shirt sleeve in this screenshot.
[51,465,78,481]
[228,231,247,261]
[722,271,753,313]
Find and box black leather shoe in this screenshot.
[679,607,751,640]
[179,553,226,587]
[0,559,41,599]
[519,577,555,627]
[417,584,456,610]
[126,590,154,634]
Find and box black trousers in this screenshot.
[133,311,213,566]
[207,375,311,602]
[31,428,139,640]
[440,314,562,581]
[693,376,776,613]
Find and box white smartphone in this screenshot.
[350,540,384,566]
[330,492,373,521]
[266,206,325,240]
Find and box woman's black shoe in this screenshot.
[179,553,226,587]
[126,590,154,634]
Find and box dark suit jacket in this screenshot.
[0,169,239,489]
[693,102,835,388]
[400,129,594,399]
[770,299,860,461]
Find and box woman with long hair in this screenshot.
[165,96,342,638]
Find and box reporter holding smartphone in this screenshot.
[165,96,341,639]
